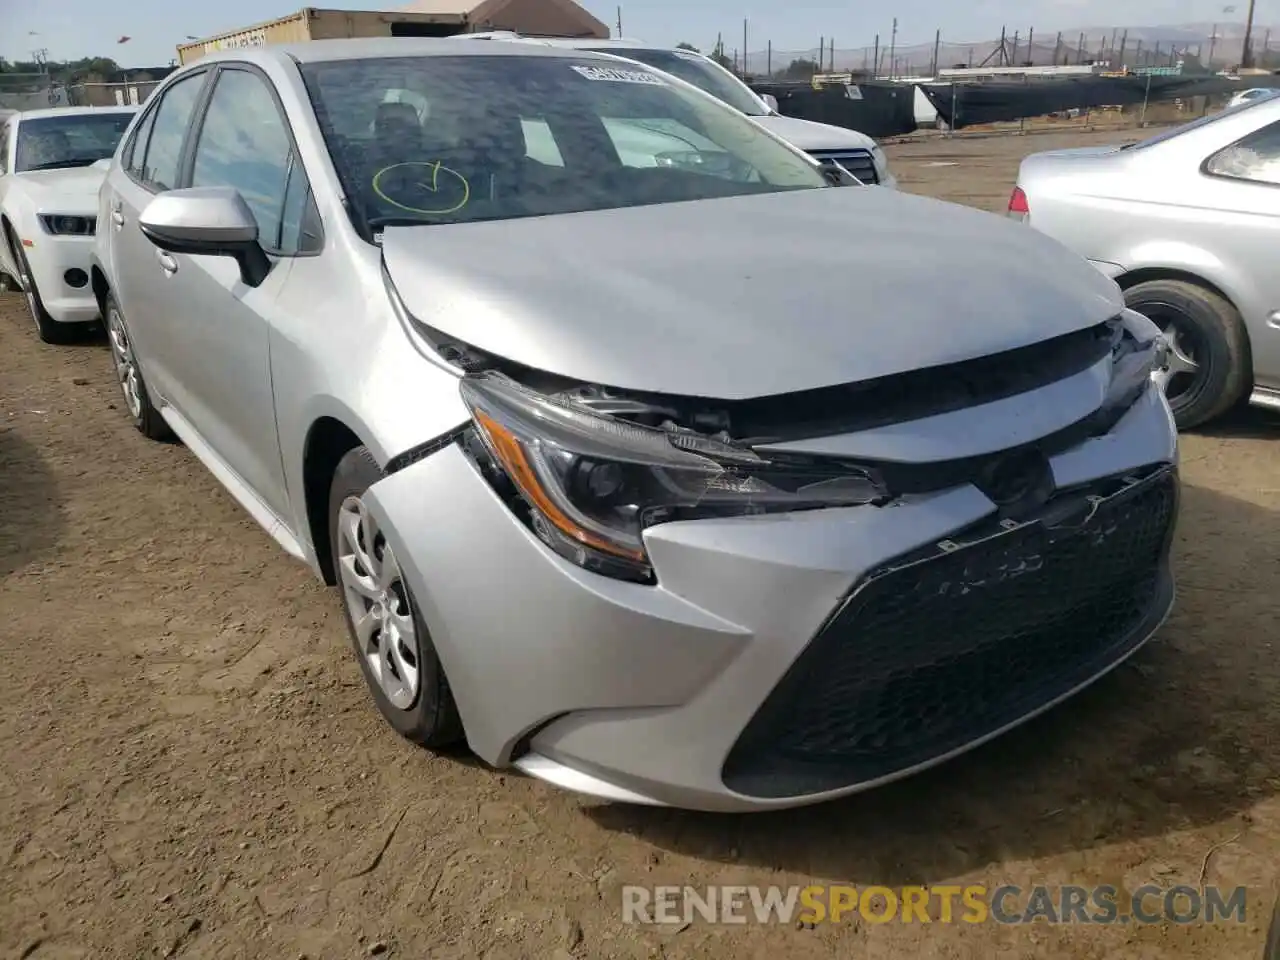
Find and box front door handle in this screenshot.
[157,251,179,275]
[110,210,125,228]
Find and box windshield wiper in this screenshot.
[22,159,100,172]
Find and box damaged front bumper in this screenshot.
[359,377,1178,812]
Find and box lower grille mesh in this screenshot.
[723,466,1178,798]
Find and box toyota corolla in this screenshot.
[93,39,1179,812]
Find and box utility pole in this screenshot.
[615,6,621,37]
[1076,32,1085,63]
[1011,30,1019,65]
[829,37,835,71]
[1118,29,1128,67]
[818,35,824,71]
[1135,39,1144,66]
[767,40,772,76]
[889,18,897,79]
[742,19,748,75]
[1208,24,1218,68]
[931,28,941,75]
[1242,0,1259,68]
[872,34,879,77]
[1054,31,1062,65]
[1027,27,1034,65]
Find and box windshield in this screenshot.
[15,112,134,172]
[299,55,826,231]
[585,48,768,116]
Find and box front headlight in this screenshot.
[870,145,891,179]
[460,372,887,583]
[38,214,95,236]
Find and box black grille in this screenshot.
[809,149,879,184]
[723,465,1179,798]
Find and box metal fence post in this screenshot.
[1139,72,1151,126]
[949,81,957,137]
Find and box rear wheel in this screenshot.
[6,224,82,345]
[329,445,464,748]
[1123,278,1250,429]
[104,291,171,441]
[1265,896,1280,960]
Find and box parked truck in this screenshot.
[177,7,472,65]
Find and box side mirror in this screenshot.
[761,93,780,113]
[138,186,271,288]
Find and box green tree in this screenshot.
[676,42,699,52]
[780,57,820,81]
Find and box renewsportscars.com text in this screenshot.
[622,884,1249,926]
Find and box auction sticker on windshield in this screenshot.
[571,65,667,84]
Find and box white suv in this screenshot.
[458,33,896,188]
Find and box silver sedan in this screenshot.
[92,38,1177,811]
[1011,96,1280,428]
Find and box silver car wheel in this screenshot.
[337,495,420,710]
[1150,322,1200,399]
[106,305,144,420]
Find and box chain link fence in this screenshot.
[0,74,161,112]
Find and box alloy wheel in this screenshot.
[1143,307,1203,405]
[106,305,144,420]
[336,495,420,710]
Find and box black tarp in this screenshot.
[749,80,919,138]
[920,74,1248,129]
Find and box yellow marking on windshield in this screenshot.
[372,161,470,216]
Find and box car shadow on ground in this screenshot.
[1191,405,1280,441]
[0,426,65,579]
[585,483,1279,887]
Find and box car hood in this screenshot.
[753,113,877,151]
[13,165,108,212]
[382,187,1123,400]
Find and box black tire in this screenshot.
[328,445,464,748]
[104,291,172,441]
[6,225,85,345]
[1123,278,1251,430]
[1264,896,1280,960]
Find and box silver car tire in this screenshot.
[104,292,172,441]
[328,445,464,748]
[1124,278,1250,430]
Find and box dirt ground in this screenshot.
[2,129,1278,960]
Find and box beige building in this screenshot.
[178,2,608,65]
[397,0,608,38]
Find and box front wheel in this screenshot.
[1123,278,1251,430]
[328,445,464,748]
[8,225,82,345]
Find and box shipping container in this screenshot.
[176,8,472,65]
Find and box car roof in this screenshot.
[14,105,138,121]
[201,36,630,67]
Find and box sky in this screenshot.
[0,0,1269,67]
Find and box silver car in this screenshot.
[1011,96,1280,428]
[93,38,1178,812]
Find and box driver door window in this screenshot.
[189,68,319,255]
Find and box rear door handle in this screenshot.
[157,251,178,275]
